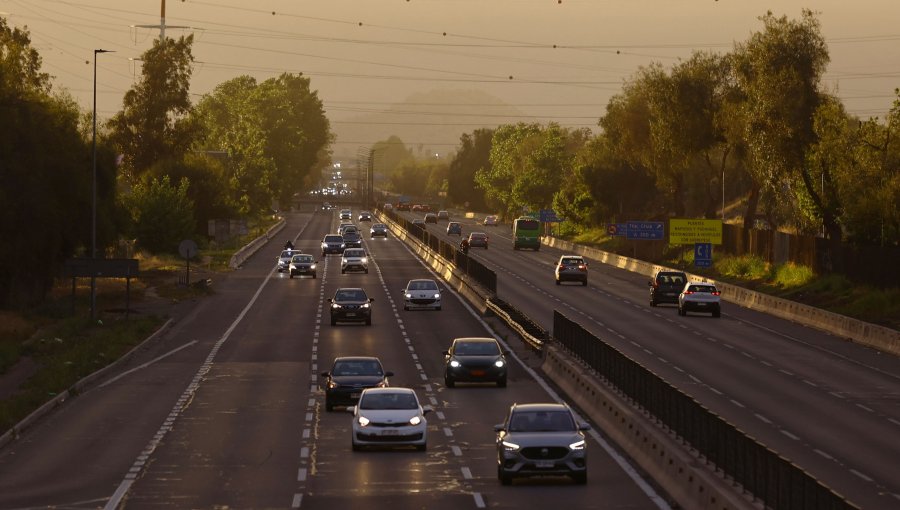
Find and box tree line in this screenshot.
[1,22,331,307]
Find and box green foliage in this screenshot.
[715,254,770,280]
[447,129,493,210]
[771,262,816,288]
[121,175,195,254]
[107,36,199,179]
[372,136,415,182]
[192,74,331,215]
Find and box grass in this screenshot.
[558,225,900,330]
[0,214,280,433]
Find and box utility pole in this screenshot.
[132,0,190,41]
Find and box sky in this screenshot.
[3,0,899,159]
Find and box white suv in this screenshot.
[341,248,369,274]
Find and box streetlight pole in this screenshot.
[91,49,113,321]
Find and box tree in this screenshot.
[477,123,543,218]
[121,175,195,254]
[733,10,829,238]
[107,36,199,180]
[448,129,493,210]
[1,21,117,307]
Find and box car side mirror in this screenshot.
[579,422,591,431]
[493,424,505,432]
[369,298,375,302]
[648,280,653,287]
[422,406,433,415]
[320,371,330,377]
[346,406,356,414]
[327,298,333,303]
[442,350,450,356]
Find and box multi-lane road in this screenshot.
[411,209,900,510]
[0,210,670,509]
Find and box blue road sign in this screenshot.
[540,209,562,222]
[607,223,627,236]
[626,221,665,240]
[694,242,713,267]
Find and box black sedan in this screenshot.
[321,356,393,411]
[443,337,507,387]
[328,288,374,326]
[370,223,388,238]
[342,232,362,249]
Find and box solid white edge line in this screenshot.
[98,340,198,388]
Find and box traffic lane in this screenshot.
[0,213,326,508]
[121,214,324,507]
[477,242,900,507]
[307,234,473,508]
[314,227,669,509]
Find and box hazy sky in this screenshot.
[4,0,899,155]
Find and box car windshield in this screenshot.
[508,410,575,432]
[335,289,367,301]
[292,255,313,263]
[407,280,437,291]
[325,235,342,242]
[333,360,383,376]
[471,234,486,239]
[454,341,499,356]
[344,250,364,257]
[280,251,293,258]
[562,258,583,266]
[373,224,385,229]
[343,233,360,240]
[359,392,418,410]
[689,285,716,293]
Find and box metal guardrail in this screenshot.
[486,297,545,351]
[552,310,857,510]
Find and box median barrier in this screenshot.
[229,218,286,269]
[542,236,900,357]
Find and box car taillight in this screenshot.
[558,265,565,270]
[578,264,586,270]
[711,291,720,296]
[683,290,693,295]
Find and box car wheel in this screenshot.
[364,269,369,274]
[497,377,507,388]
[713,307,721,318]
[435,306,441,311]
[678,306,685,316]
[514,245,519,250]
[365,317,372,326]
[331,317,337,326]
[535,246,539,251]
[326,401,333,412]
[416,443,427,452]
[313,273,316,279]
[445,376,455,388]
[289,274,293,279]
[498,466,512,485]
[582,279,588,286]
[404,304,409,311]
[341,269,345,274]
[650,299,656,307]
[572,471,587,485]
[352,442,361,452]
[555,279,560,285]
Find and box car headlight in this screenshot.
[409,415,421,426]
[501,440,520,451]
[569,439,586,450]
[361,257,368,263]
[361,303,370,309]
[449,360,461,368]
[358,416,370,427]
[310,264,316,269]
[332,303,342,309]
[328,381,339,389]
[405,293,412,299]
[494,360,505,368]
[433,293,441,299]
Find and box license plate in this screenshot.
[346,313,357,317]
[350,393,360,399]
[381,429,399,436]
[696,303,707,307]
[535,461,555,468]
[471,370,486,376]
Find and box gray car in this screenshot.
[494,403,589,485]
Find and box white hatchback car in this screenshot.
[341,248,369,274]
[678,281,721,317]
[350,387,430,451]
[402,279,442,311]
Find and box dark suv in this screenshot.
[648,271,687,306]
[495,403,590,485]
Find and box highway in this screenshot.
[0,210,670,509]
[409,210,900,510]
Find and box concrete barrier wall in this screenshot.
[542,236,900,357]
[229,219,285,269]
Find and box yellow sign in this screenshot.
[669,219,723,245]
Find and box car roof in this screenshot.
[291,253,313,258]
[686,280,715,286]
[510,402,571,413]
[470,232,487,236]
[333,356,381,363]
[452,337,498,345]
[280,250,294,256]
[361,387,415,396]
